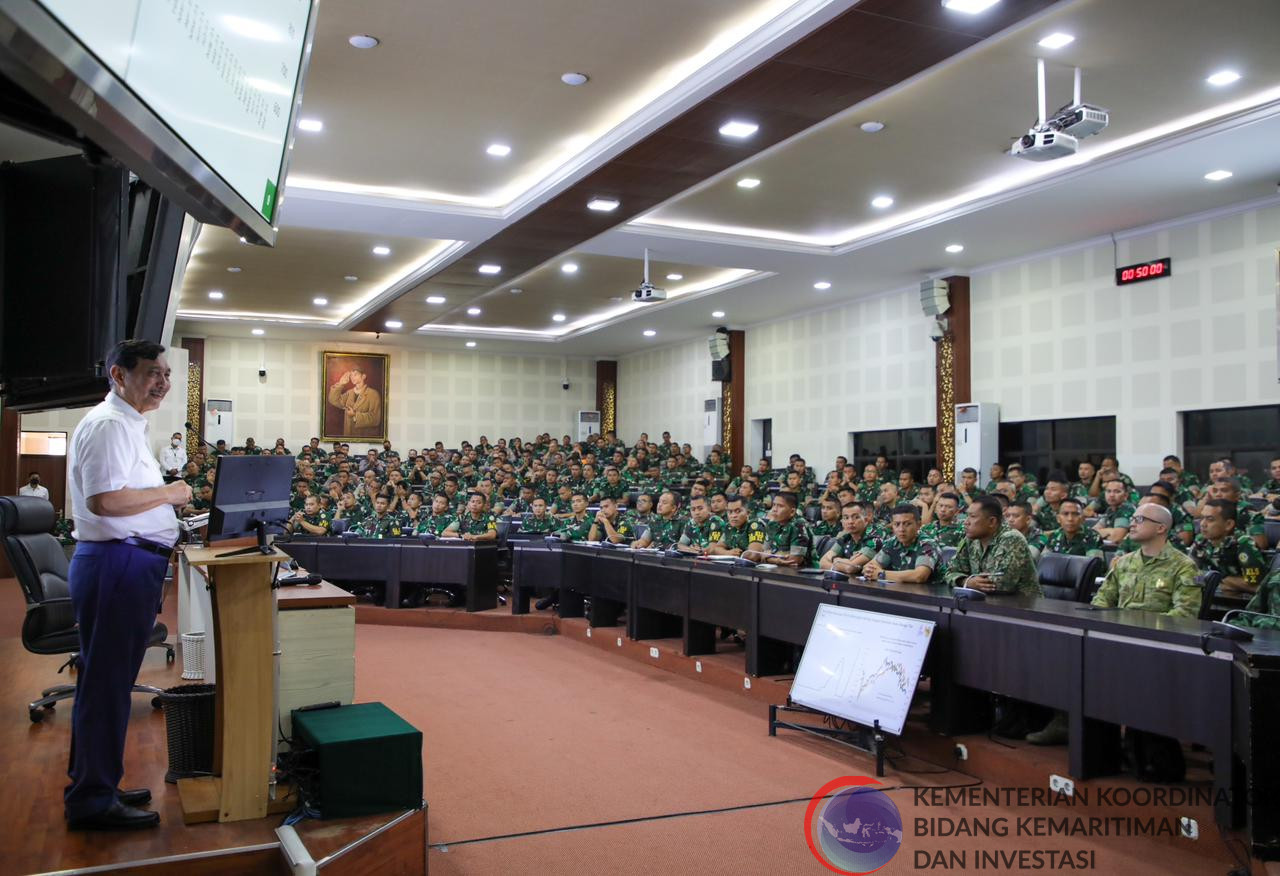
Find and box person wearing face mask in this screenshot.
[19,470,50,500]
[158,431,186,478]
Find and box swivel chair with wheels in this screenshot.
[0,495,172,723]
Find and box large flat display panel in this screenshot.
[790,604,935,737]
[0,0,316,244]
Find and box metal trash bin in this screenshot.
[159,683,215,783]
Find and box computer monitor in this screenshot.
[208,455,295,556]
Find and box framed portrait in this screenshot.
[321,351,389,442]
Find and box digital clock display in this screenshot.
[1115,257,1172,286]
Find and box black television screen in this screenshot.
[208,455,295,546]
[0,153,183,411]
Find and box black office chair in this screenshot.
[1249,497,1269,511]
[330,517,349,535]
[1036,552,1103,602]
[1264,520,1280,551]
[802,504,821,524]
[1197,570,1223,621]
[939,546,959,567]
[0,495,170,722]
[813,534,836,561]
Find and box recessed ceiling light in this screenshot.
[941,0,1001,14]
[711,310,725,319]
[666,273,683,281]
[426,295,447,304]
[859,121,886,133]
[1037,32,1074,49]
[552,313,567,322]
[297,118,323,132]
[313,296,328,305]
[643,329,657,337]
[467,307,482,316]
[561,72,589,86]
[719,120,758,139]
[561,262,579,274]
[478,264,501,275]
[509,288,523,295]
[251,328,265,336]
[945,244,965,254]
[348,34,380,49]
[1206,70,1241,87]
[344,275,358,282]
[372,245,391,256]
[238,236,248,244]
[227,266,242,273]
[486,143,511,157]
[870,195,894,209]
[208,290,224,300]
[385,320,403,329]
[1204,169,1233,181]
[737,177,761,189]
[465,341,477,348]
[587,197,620,212]
[813,281,832,290]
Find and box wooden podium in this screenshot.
[177,545,290,823]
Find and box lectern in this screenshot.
[177,545,289,823]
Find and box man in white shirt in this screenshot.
[158,431,186,477]
[17,471,49,500]
[64,340,191,831]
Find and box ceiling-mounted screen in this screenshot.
[0,0,317,245]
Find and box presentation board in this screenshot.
[0,0,316,244]
[789,604,935,737]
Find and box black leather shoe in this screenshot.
[68,800,160,831]
[117,788,152,807]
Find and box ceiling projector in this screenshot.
[1010,129,1078,161]
[630,248,666,302]
[1009,60,1107,163]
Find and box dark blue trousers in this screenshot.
[64,540,167,820]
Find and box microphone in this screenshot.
[185,422,221,453]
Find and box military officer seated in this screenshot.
[556,493,594,542]
[1042,498,1104,558]
[589,497,636,544]
[1229,567,1280,630]
[1003,501,1046,563]
[1254,456,1280,499]
[415,493,458,536]
[1092,479,1136,544]
[919,492,965,546]
[288,495,331,536]
[944,495,1041,595]
[676,496,724,556]
[742,491,811,568]
[444,492,498,542]
[859,505,942,584]
[352,495,404,539]
[1031,471,1070,532]
[630,491,685,549]
[519,497,559,534]
[819,502,883,575]
[707,495,763,556]
[809,496,842,540]
[1190,499,1267,595]
[625,491,656,527]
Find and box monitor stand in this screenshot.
[216,520,275,558]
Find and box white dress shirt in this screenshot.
[18,482,49,500]
[68,392,180,546]
[159,442,187,474]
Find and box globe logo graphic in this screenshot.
[804,777,903,874]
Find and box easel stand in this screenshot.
[769,701,888,777]
[177,545,292,823]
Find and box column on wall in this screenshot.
[935,276,971,481]
[723,330,745,468]
[180,337,205,455]
[595,361,617,434]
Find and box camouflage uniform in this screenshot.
[452,512,498,537]
[856,483,882,504]
[863,536,942,582]
[1236,501,1266,541]
[595,479,628,502]
[595,513,637,541]
[680,515,725,550]
[414,512,456,536]
[764,517,812,564]
[826,530,883,561]
[354,512,404,539]
[1096,502,1137,535]
[717,519,763,553]
[1188,532,1267,590]
[1234,570,1280,630]
[643,514,686,548]
[519,513,559,534]
[1043,528,1104,559]
[943,526,1042,595]
[291,510,331,535]
[809,519,842,540]
[1032,500,1062,532]
[558,514,594,541]
[1091,542,1201,617]
[919,520,966,547]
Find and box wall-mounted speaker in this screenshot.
[708,331,730,361]
[920,279,950,317]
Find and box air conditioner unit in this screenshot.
[575,410,601,442]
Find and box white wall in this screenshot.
[745,286,937,469]
[970,202,1280,483]
[617,337,720,451]
[197,336,596,453]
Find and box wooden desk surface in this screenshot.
[277,579,356,610]
[183,544,291,567]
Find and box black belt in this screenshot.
[120,536,175,562]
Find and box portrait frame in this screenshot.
[320,351,389,442]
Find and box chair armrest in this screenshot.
[23,597,76,643]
